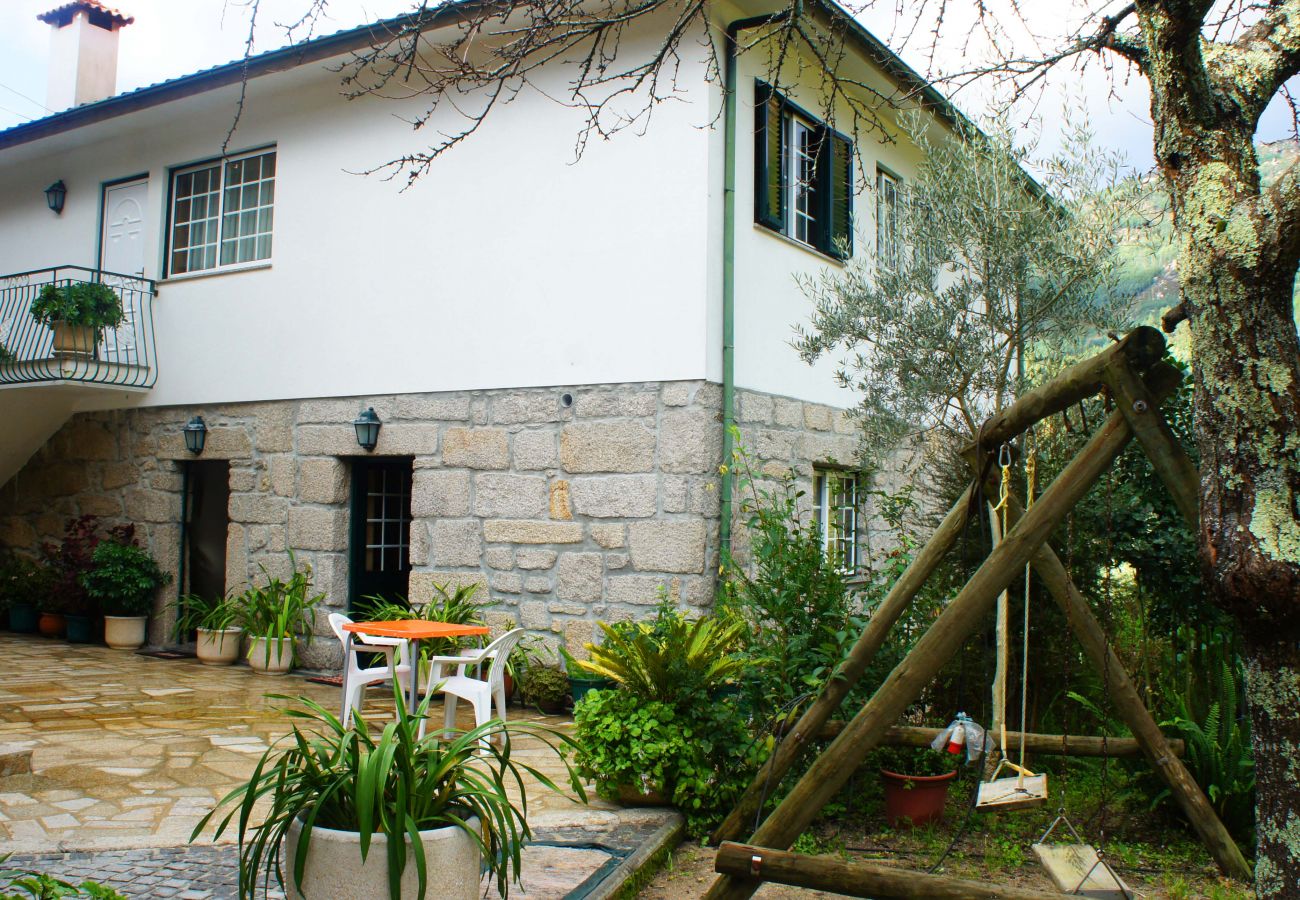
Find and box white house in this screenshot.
[0,0,968,663]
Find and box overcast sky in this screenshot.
[0,0,1296,174]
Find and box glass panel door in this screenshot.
[349,457,413,611]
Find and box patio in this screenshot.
[0,634,679,897]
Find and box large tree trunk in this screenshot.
[1165,112,1300,895]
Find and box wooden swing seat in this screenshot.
[975,773,1049,811]
[1033,842,1132,898]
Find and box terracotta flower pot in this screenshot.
[880,768,957,827]
[51,322,98,356]
[37,612,66,638]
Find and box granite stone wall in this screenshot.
[0,380,860,668]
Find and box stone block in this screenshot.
[575,391,658,418]
[298,398,378,423]
[124,488,179,523]
[408,571,488,604]
[524,576,552,594]
[375,425,439,456]
[393,394,472,421]
[492,393,566,424]
[695,383,722,408]
[560,422,655,474]
[482,520,582,544]
[473,473,548,518]
[660,382,693,406]
[549,479,572,520]
[295,425,363,457]
[35,462,89,497]
[412,469,471,517]
[484,547,514,569]
[62,421,118,460]
[297,458,346,504]
[491,572,523,594]
[0,516,37,549]
[268,456,296,497]
[443,428,509,469]
[409,521,430,566]
[485,610,521,634]
[606,551,630,570]
[590,524,625,548]
[77,493,123,517]
[100,462,138,490]
[514,430,559,470]
[804,404,834,431]
[628,521,706,573]
[662,476,688,513]
[288,507,347,552]
[159,428,252,460]
[557,552,602,602]
[517,549,558,570]
[569,475,658,518]
[606,574,679,605]
[737,392,774,424]
[560,620,598,658]
[520,601,549,629]
[659,409,721,475]
[773,397,804,428]
[312,553,349,605]
[833,409,858,434]
[755,428,798,461]
[549,601,589,616]
[229,494,289,525]
[225,526,248,594]
[432,519,482,567]
[798,433,859,467]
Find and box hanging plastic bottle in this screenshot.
[931,713,989,764]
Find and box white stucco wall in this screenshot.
[0,19,716,408]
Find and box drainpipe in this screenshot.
[719,7,795,564]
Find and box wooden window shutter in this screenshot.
[754,80,785,231]
[818,128,854,258]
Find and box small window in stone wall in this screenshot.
[812,468,860,574]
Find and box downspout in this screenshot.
[719,7,795,563]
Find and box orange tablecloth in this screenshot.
[343,620,490,641]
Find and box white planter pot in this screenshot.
[284,816,481,900]
[196,627,243,666]
[103,615,147,650]
[247,636,295,675]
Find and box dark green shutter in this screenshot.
[754,81,785,231]
[818,129,853,258]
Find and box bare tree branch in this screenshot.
[1205,0,1300,122]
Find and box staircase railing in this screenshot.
[0,265,158,388]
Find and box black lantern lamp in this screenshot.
[353,407,381,451]
[183,415,207,455]
[44,180,66,215]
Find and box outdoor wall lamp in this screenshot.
[183,415,207,454]
[44,180,67,215]
[353,407,381,451]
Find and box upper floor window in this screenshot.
[754,81,853,259]
[169,149,276,276]
[877,167,901,268]
[813,468,861,574]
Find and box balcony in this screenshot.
[0,265,157,389]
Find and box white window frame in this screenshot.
[167,147,276,278]
[877,167,901,268]
[785,113,820,247]
[813,468,861,574]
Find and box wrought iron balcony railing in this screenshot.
[0,265,158,389]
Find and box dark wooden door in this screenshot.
[348,457,413,611]
[184,460,229,603]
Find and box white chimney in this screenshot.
[38,1,134,112]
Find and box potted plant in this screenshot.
[174,593,243,665]
[81,539,169,650]
[29,281,124,356]
[520,663,569,714]
[2,555,50,635]
[236,554,323,675]
[193,689,584,900]
[36,592,68,638]
[359,582,485,689]
[559,646,612,707]
[875,746,960,827]
[0,343,14,365]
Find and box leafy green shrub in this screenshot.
[0,344,14,365]
[870,745,959,777]
[194,689,583,900]
[520,664,568,711]
[29,282,124,329]
[572,687,764,839]
[42,517,133,617]
[0,554,55,612]
[80,539,169,617]
[0,855,126,899]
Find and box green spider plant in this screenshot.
[193,687,585,900]
[235,552,323,668]
[358,582,486,658]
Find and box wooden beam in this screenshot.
[705,403,1140,900]
[711,482,977,845]
[715,843,1071,899]
[962,326,1166,454]
[813,723,1185,758]
[1103,356,1200,531]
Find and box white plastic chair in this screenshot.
[419,628,525,741]
[328,613,414,727]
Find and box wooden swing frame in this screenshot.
[704,327,1251,900]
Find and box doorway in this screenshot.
[182,460,230,606]
[349,457,414,611]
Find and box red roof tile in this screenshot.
[37,1,134,30]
